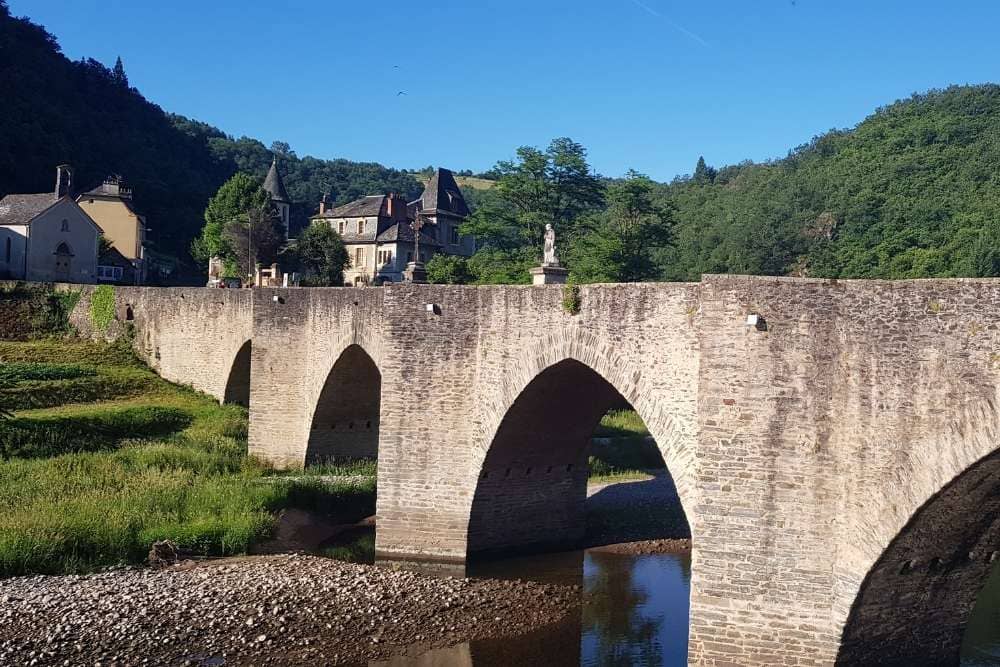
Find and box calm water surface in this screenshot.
[359,542,1000,667]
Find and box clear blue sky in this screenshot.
[11,0,1000,181]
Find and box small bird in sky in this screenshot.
[397,91,407,96]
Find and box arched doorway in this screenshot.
[838,448,1000,665]
[222,340,251,407]
[306,344,381,464]
[467,358,690,556]
[54,241,73,279]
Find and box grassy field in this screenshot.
[588,409,664,483]
[0,339,373,577]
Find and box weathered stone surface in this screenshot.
[64,275,1000,665]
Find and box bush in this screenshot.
[89,285,116,332]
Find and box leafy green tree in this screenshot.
[489,137,605,247]
[192,172,271,264]
[222,208,286,278]
[571,171,673,282]
[426,254,473,284]
[293,222,349,286]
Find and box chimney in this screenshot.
[386,193,395,218]
[55,164,73,199]
[319,194,330,215]
[387,193,407,221]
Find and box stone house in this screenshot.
[309,168,474,285]
[0,165,101,283]
[311,193,440,285]
[76,175,147,284]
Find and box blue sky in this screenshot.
[11,0,1000,181]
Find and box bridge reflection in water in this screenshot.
[361,548,692,667]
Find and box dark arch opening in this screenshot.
[124,304,134,321]
[222,340,251,407]
[467,358,689,557]
[306,344,381,464]
[837,448,1000,666]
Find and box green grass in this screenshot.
[0,362,95,383]
[321,530,375,563]
[274,457,377,478]
[0,339,372,577]
[593,409,650,438]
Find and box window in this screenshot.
[357,220,365,235]
[338,221,345,235]
[97,265,123,281]
[4,238,10,263]
[451,226,460,245]
[377,249,392,266]
[354,247,364,267]
[60,219,69,232]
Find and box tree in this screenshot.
[489,137,605,248]
[426,254,473,284]
[693,156,716,183]
[222,208,286,278]
[111,56,128,87]
[570,171,673,283]
[293,222,349,286]
[192,172,271,264]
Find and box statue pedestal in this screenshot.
[403,261,428,284]
[530,265,569,285]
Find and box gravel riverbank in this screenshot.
[0,553,580,666]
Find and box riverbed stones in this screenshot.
[0,554,578,666]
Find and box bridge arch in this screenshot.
[222,339,251,407]
[306,342,382,464]
[466,328,697,556]
[836,399,1000,665]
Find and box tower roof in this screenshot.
[263,158,290,203]
[412,168,469,218]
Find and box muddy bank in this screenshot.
[588,538,691,555]
[0,553,579,666]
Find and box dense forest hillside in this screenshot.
[660,85,1000,280]
[0,2,420,276]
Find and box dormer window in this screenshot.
[357,220,364,235]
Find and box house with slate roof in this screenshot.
[0,165,101,283]
[309,168,475,285]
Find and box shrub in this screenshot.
[89,285,116,332]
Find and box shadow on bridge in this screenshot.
[223,340,251,407]
[306,344,381,464]
[466,358,690,559]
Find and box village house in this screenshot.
[76,175,148,284]
[0,165,101,283]
[309,168,474,285]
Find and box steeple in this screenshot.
[263,156,291,238]
[263,156,290,204]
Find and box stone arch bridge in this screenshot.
[87,275,1000,666]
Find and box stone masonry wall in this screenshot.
[691,275,1000,666]
[42,275,1000,665]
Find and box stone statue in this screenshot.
[543,223,559,266]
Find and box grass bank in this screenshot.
[0,339,372,577]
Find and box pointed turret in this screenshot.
[263,156,291,238]
[263,157,290,204]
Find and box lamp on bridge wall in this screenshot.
[746,313,767,331]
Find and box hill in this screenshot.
[0,2,420,279]
[660,85,1000,280]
